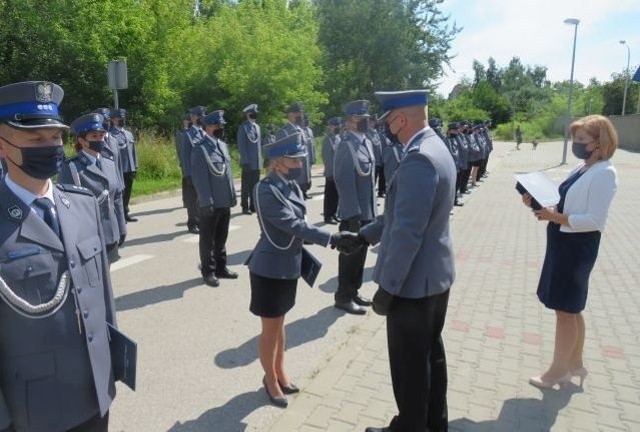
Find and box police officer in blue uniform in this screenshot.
[277,103,313,199]
[333,100,377,315]
[321,117,342,225]
[191,110,238,287]
[59,113,127,264]
[237,104,262,215]
[93,108,124,192]
[261,124,277,170]
[0,81,118,432]
[109,109,137,222]
[360,90,456,432]
[246,132,360,407]
[445,122,465,207]
[181,106,207,234]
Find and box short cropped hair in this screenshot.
[569,115,618,160]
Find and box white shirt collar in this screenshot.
[349,130,366,141]
[81,150,99,164]
[5,174,54,207]
[405,127,430,147]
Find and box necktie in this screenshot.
[96,158,102,170]
[33,198,61,238]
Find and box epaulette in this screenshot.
[56,183,94,196]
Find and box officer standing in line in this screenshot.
[277,103,312,199]
[333,100,376,315]
[358,90,456,432]
[237,104,262,215]
[109,108,138,222]
[321,117,342,225]
[59,113,127,264]
[261,124,277,172]
[93,108,124,191]
[0,81,118,432]
[366,115,384,198]
[302,113,316,196]
[176,112,199,232]
[191,110,238,287]
[381,133,403,184]
[478,120,493,178]
[181,106,207,234]
[445,122,465,207]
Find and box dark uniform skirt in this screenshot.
[250,272,298,318]
[537,222,601,313]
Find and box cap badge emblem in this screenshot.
[35,82,53,103]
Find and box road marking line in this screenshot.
[182,225,242,244]
[111,254,154,272]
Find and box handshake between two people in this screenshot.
[329,231,367,255]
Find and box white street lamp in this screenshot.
[620,40,630,115]
[562,18,580,165]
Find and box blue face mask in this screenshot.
[2,136,64,180]
[571,141,593,160]
[284,167,303,181]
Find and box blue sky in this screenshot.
[435,0,640,96]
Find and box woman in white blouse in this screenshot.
[523,115,618,389]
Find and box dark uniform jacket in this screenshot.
[109,126,137,173]
[0,180,117,432]
[182,125,205,178]
[191,135,237,209]
[277,123,312,186]
[237,120,262,171]
[59,152,126,246]
[247,171,331,279]
[321,133,340,179]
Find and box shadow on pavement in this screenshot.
[449,385,581,431]
[123,231,191,248]
[167,389,266,432]
[115,277,203,312]
[319,265,374,293]
[131,206,182,218]
[214,306,345,369]
[226,249,253,266]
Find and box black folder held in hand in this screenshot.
[108,324,137,391]
[301,247,322,288]
[514,172,560,211]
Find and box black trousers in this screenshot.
[376,166,386,196]
[323,177,338,220]
[458,167,471,193]
[388,290,450,432]
[123,171,135,216]
[241,168,260,211]
[335,219,369,303]
[182,176,199,227]
[2,411,109,432]
[198,207,230,276]
[478,155,489,178]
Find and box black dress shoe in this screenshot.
[216,267,238,279]
[203,274,219,287]
[188,225,200,234]
[125,215,138,222]
[242,209,253,215]
[365,427,391,432]
[454,201,464,207]
[332,216,341,223]
[324,218,337,225]
[334,300,366,315]
[278,381,300,395]
[263,377,288,408]
[353,294,372,307]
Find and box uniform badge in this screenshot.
[61,196,71,208]
[8,205,23,220]
[35,82,53,103]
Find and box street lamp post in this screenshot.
[620,40,630,115]
[562,18,580,165]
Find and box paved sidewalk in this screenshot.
[268,141,640,432]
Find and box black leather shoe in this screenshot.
[353,294,372,307]
[324,218,337,225]
[278,381,300,395]
[332,215,341,223]
[365,427,391,432]
[263,377,288,408]
[216,267,238,279]
[454,201,464,207]
[203,274,219,287]
[188,225,200,234]
[242,209,253,215]
[125,215,138,222]
[334,300,366,315]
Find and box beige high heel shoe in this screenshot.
[571,367,588,388]
[529,372,572,390]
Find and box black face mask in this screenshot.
[213,128,225,139]
[356,118,369,133]
[2,136,65,180]
[294,116,304,127]
[384,119,402,144]
[248,112,258,120]
[88,140,105,152]
[194,118,202,126]
[332,127,340,135]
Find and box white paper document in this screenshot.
[514,172,560,208]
